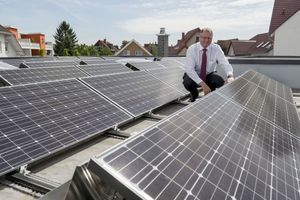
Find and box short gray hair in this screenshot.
[201,28,213,36]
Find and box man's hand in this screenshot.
[226,77,235,84]
[200,81,211,95]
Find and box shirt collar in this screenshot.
[199,43,211,51]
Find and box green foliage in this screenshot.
[63,48,69,56]
[148,43,157,56]
[120,40,129,49]
[54,21,78,56]
[39,49,45,57]
[98,47,112,56]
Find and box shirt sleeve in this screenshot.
[185,45,202,85]
[216,45,233,77]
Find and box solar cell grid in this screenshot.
[157,60,184,69]
[81,60,117,65]
[0,79,132,175]
[81,71,183,117]
[77,63,131,76]
[0,67,88,86]
[23,61,76,68]
[91,92,300,200]
[146,67,188,95]
[129,62,166,71]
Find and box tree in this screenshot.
[98,47,112,56]
[120,40,129,49]
[54,21,78,56]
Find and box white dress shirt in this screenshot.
[185,42,233,85]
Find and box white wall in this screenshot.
[274,10,300,56]
[0,34,17,57]
[0,34,5,57]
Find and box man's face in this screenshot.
[200,31,213,48]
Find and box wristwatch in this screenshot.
[227,75,233,78]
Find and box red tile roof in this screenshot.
[269,0,300,34]
[230,41,256,56]
[249,33,273,55]
[173,28,201,55]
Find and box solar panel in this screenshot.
[77,63,132,76]
[89,92,300,200]
[81,71,183,117]
[0,79,132,175]
[80,60,117,65]
[0,59,26,67]
[146,67,188,95]
[217,72,300,137]
[162,57,186,65]
[241,70,293,103]
[158,60,184,69]
[128,62,166,71]
[21,61,76,68]
[0,66,88,86]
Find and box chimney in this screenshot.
[182,32,185,40]
[104,39,106,43]
[157,27,169,57]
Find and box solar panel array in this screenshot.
[0,67,88,86]
[88,70,300,200]
[80,60,117,65]
[158,60,184,69]
[218,70,300,137]
[21,61,76,68]
[77,63,132,76]
[128,62,166,71]
[146,67,188,95]
[81,71,183,117]
[0,79,132,175]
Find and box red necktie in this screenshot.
[200,49,207,82]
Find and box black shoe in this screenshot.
[188,97,195,102]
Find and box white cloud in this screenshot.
[118,0,273,42]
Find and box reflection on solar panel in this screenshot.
[21,61,76,68]
[146,67,188,95]
[81,71,183,117]
[80,60,117,65]
[158,60,184,69]
[0,79,132,175]
[77,63,132,76]
[0,67,88,86]
[0,59,26,67]
[128,62,165,71]
[88,71,300,200]
[218,71,300,137]
[242,70,294,104]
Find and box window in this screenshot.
[5,42,8,52]
[123,50,130,56]
[0,41,2,53]
[135,50,143,56]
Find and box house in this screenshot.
[227,40,256,56]
[269,0,300,56]
[169,28,201,56]
[217,39,238,55]
[226,33,273,56]
[6,26,54,56]
[114,39,152,57]
[0,25,24,57]
[94,39,118,55]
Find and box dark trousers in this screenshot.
[183,72,225,99]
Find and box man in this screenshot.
[183,28,234,102]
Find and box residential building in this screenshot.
[169,28,201,56]
[226,33,273,56]
[94,39,118,55]
[0,25,24,57]
[114,39,152,57]
[157,28,169,57]
[144,42,157,56]
[6,26,54,56]
[269,0,300,56]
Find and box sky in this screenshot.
[0,0,275,47]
